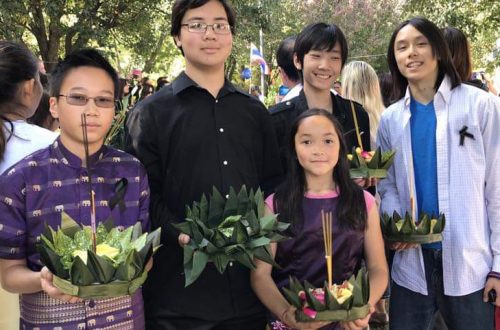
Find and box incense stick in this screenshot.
[350,101,364,152]
[408,150,417,222]
[81,114,97,252]
[321,209,333,289]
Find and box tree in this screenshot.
[403,0,500,72]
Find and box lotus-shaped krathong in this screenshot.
[380,211,445,244]
[37,212,161,299]
[347,147,396,179]
[173,186,290,287]
[282,267,370,322]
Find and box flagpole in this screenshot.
[259,29,265,100]
[249,42,252,93]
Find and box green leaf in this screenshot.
[87,251,116,283]
[218,215,242,228]
[304,281,326,311]
[236,185,250,215]
[254,188,265,218]
[172,221,193,236]
[252,245,280,268]
[60,212,81,238]
[131,222,143,241]
[234,250,256,270]
[231,221,249,244]
[381,150,397,169]
[199,194,209,224]
[283,287,302,308]
[37,244,69,278]
[222,186,239,218]
[325,284,342,310]
[367,148,382,169]
[115,249,142,281]
[259,215,277,232]
[289,276,305,293]
[70,255,95,286]
[213,253,230,274]
[416,214,431,234]
[401,214,414,235]
[185,250,209,287]
[245,210,260,235]
[247,236,271,249]
[432,214,446,233]
[208,187,225,228]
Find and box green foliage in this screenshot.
[380,211,446,243]
[173,185,290,287]
[37,212,161,298]
[283,268,370,322]
[348,147,396,179]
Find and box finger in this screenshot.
[483,284,492,302]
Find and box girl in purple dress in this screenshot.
[251,109,388,330]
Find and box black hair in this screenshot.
[49,48,119,99]
[442,26,472,82]
[171,0,236,54]
[276,36,299,82]
[0,40,39,162]
[387,17,461,100]
[378,72,396,107]
[294,23,348,80]
[273,108,367,234]
[27,91,57,131]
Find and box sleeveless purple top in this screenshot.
[265,190,374,329]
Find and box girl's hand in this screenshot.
[340,305,374,330]
[178,233,191,247]
[40,267,82,304]
[281,306,330,330]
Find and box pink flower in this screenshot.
[303,307,317,319]
[311,288,325,304]
[298,290,306,301]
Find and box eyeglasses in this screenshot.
[58,94,116,108]
[181,22,232,35]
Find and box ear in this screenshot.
[22,78,36,97]
[174,35,182,47]
[49,96,59,119]
[293,54,302,70]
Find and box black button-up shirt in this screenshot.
[126,72,282,322]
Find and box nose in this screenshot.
[203,26,217,39]
[83,99,99,116]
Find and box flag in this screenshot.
[250,43,269,75]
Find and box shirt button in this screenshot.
[223,160,228,166]
[225,194,229,199]
[215,99,219,103]
[88,300,95,308]
[219,128,224,133]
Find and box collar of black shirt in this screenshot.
[172,71,243,98]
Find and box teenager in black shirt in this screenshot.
[125,1,281,329]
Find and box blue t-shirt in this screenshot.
[410,98,441,249]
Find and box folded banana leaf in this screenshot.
[37,212,161,299]
[380,211,445,243]
[283,267,370,322]
[348,147,396,179]
[173,185,290,287]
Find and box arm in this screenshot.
[250,207,328,330]
[0,259,40,294]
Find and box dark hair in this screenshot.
[171,0,236,54]
[378,72,396,107]
[0,40,39,162]
[276,36,299,82]
[294,23,348,80]
[27,91,57,131]
[274,108,367,234]
[156,76,169,91]
[442,27,472,82]
[49,48,119,98]
[387,17,461,100]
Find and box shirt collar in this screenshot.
[403,75,453,108]
[172,71,237,97]
[51,137,107,168]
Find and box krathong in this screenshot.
[173,186,290,287]
[348,147,396,179]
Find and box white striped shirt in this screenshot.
[377,76,500,296]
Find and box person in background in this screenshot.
[378,72,396,108]
[378,17,499,330]
[276,36,302,102]
[332,80,342,95]
[442,26,488,92]
[341,61,385,149]
[156,76,169,91]
[0,40,58,330]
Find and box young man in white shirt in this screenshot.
[378,16,499,330]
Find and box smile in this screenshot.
[407,61,423,68]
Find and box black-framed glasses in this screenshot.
[181,22,232,34]
[58,94,116,108]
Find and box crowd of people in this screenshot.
[0,0,499,330]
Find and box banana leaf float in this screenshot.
[348,147,396,179]
[173,185,290,287]
[37,212,161,299]
[282,267,370,322]
[380,211,445,243]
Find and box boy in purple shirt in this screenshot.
[0,49,150,330]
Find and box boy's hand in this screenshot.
[353,177,378,188]
[281,306,330,330]
[340,305,374,330]
[40,267,82,303]
[483,277,499,306]
[178,233,191,247]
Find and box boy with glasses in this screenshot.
[125,0,281,329]
[0,49,150,329]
